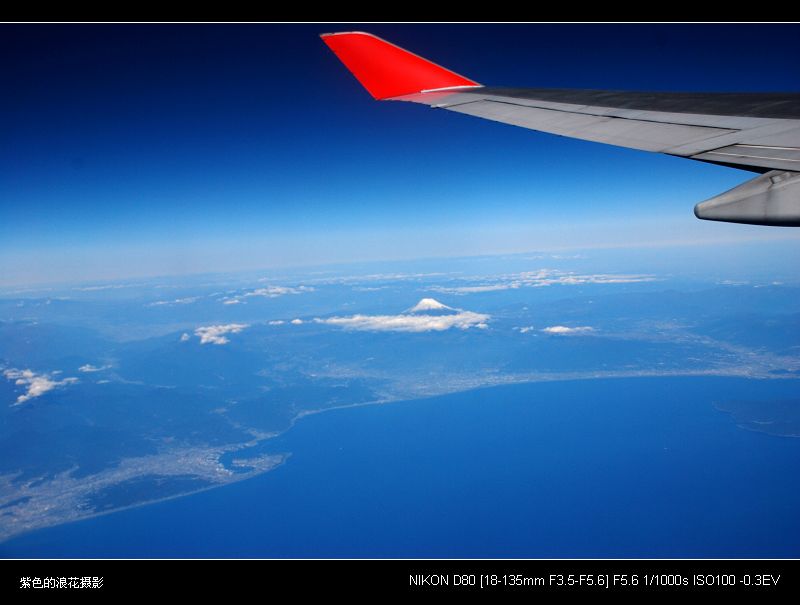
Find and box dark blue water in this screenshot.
[3,377,800,558]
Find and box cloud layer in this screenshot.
[245,285,313,298]
[541,325,595,335]
[431,269,656,295]
[194,323,249,345]
[222,285,314,305]
[78,364,110,373]
[314,299,489,333]
[147,296,200,307]
[3,368,78,405]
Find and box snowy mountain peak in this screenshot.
[407,298,454,314]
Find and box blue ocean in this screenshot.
[3,376,800,558]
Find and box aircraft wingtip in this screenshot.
[320,31,478,100]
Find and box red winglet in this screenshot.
[321,31,480,100]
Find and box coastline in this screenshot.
[2,369,798,552]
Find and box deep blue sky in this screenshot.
[2,23,799,285]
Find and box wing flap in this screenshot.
[693,144,800,172]
[445,99,737,153]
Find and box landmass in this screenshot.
[714,399,800,438]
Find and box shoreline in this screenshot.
[2,370,798,552]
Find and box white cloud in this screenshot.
[315,312,490,333]
[314,299,490,333]
[78,364,110,373]
[245,285,313,298]
[194,323,249,345]
[73,283,145,292]
[290,319,304,325]
[180,332,191,342]
[312,272,451,285]
[3,368,78,405]
[268,320,285,325]
[221,285,314,306]
[431,270,657,295]
[541,325,595,335]
[352,286,388,292]
[440,283,522,294]
[147,296,200,307]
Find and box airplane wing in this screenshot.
[321,31,800,227]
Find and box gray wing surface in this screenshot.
[323,31,800,226]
